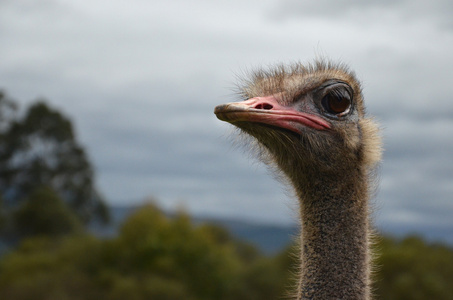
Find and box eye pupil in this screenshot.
[322,90,351,115]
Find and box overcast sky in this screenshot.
[1,0,452,242]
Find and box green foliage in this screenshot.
[0,235,105,300]
[0,204,292,300]
[0,203,452,299]
[113,205,244,299]
[374,235,453,300]
[13,186,82,238]
[0,195,5,231]
[0,91,108,224]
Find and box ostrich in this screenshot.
[214,61,382,300]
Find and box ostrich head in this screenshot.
[214,61,381,189]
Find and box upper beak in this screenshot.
[214,95,330,133]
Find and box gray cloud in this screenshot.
[271,0,453,29]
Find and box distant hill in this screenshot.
[193,217,299,254]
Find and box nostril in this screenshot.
[255,103,273,110]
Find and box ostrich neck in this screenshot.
[294,167,371,300]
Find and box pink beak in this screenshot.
[214,95,330,134]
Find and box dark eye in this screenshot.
[321,88,352,116]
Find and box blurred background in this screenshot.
[1,0,453,299]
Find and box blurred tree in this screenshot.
[13,186,82,238]
[0,92,17,232]
[115,204,244,300]
[0,203,453,300]
[0,235,105,300]
[374,235,453,300]
[0,93,108,224]
[0,90,17,134]
[0,204,292,300]
[0,195,4,232]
